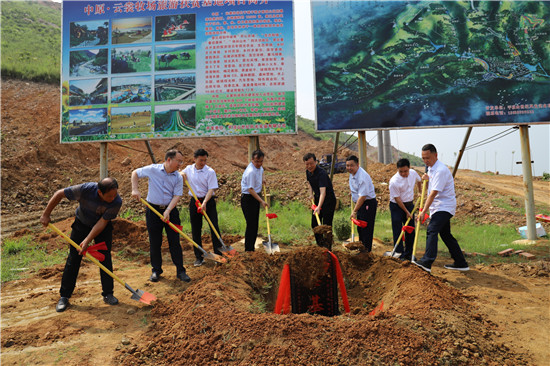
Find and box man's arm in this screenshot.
[201,188,215,211]
[394,196,411,219]
[78,217,109,254]
[131,170,141,201]
[315,187,327,215]
[248,188,267,208]
[40,189,66,226]
[351,196,367,219]
[164,195,181,221]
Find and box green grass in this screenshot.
[1,1,61,83]
[1,235,66,282]
[120,208,142,222]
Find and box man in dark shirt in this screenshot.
[40,178,122,312]
[304,153,337,246]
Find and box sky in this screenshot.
[293,0,549,176]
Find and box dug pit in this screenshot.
[116,246,525,365]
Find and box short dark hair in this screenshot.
[346,155,359,164]
[98,177,118,194]
[252,149,264,159]
[165,149,183,160]
[303,153,316,162]
[396,158,410,168]
[422,144,437,154]
[194,148,208,158]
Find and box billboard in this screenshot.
[312,1,550,131]
[61,0,295,143]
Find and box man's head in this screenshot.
[251,149,264,169]
[193,148,208,169]
[98,177,118,203]
[396,158,411,178]
[303,153,317,173]
[421,144,438,168]
[345,155,359,175]
[164,149,184,173]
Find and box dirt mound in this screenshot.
[115,252,527,365]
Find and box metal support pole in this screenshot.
[452,127,472,178]
[330,132,340,181]
[99,142,108,180]
[519,125,537,240]
[248,136,260,162]
[144,141,157,164]
[383,130,392,164]
[357,131,367,170]
[377,131,384,163]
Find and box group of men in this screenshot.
[41,143,467,313]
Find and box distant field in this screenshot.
[110,114,152,134]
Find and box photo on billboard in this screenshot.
[154,104,196,131]
[112,16,152,45]
[69,49,108,77]
[312,0,550,131]
[69,78,108,106]
[111,75,152,104]
[68,108,108,136]
[155,73,196,102]
[70,20,109,48]
[155,43,196,71]
[155,14,196,42]
[111,46,152,74]
[110,105,153,134]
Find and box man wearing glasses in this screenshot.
[131,149,190,282]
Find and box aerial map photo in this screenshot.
[312,1,550,130]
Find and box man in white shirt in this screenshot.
[388,158,421,260]
[346,155,377,252]
[241,149,268,251]
[414,144,469,273]
[180,149,222,267]
[131,149,190,282]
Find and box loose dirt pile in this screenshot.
[114,250,528,365]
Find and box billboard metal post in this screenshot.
[248,136,260,162]
[383,130,391,164]
[144,141,157,164]
[377,131,384,163]
[329,132,340,181]
[452,127,472,178]
[358,131,367,170]
[519,125,536,241]
[100,142,108,180]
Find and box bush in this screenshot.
[542,172,550,182]
[333,216,351,241]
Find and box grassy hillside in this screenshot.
[1,1,61,83]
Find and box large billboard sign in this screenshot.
[61,0,295,143]
[312,1,550,131]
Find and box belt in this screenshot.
[149,202,168,210]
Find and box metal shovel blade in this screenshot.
[128,287,157,305]
[262,235,280,254]
[262,240,273,255]
[203,251,227,264]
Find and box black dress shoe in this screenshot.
[149,272,160,282]
[103,294,119,305]
[56,297,69,312]
[177,272,191,282]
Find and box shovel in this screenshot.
[351,218,368,228]
[48,223,156,305]
[262,186,280,254]
[140,198,226,264]
[184,180,237,258]
[311,199,321,226]
[384,196,422,257]
[412,179,428,263]
[350,196,356,242]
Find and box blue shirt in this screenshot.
[64,182,122,227]
[241,162,263,194]
[349,167,376,202]
[135,163,183,205]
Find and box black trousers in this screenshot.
[189,197,222,259]
[60,218,114,298]
[390,201,415,258]
[311,197,336,246]
[241,194,260,251]
[420,211,468,266]
[146,205,185,275]
[357,198,378,252]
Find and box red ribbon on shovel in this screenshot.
[81,242,108,262]
[402,225,414,234]
[419,209,429,224]
[195,200,203,214]
[266,213,278,219]
[311,204,321,211]
[351,218,367,228]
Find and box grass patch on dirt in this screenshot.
[1,235,66,282]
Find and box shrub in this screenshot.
[333,216,351,241]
